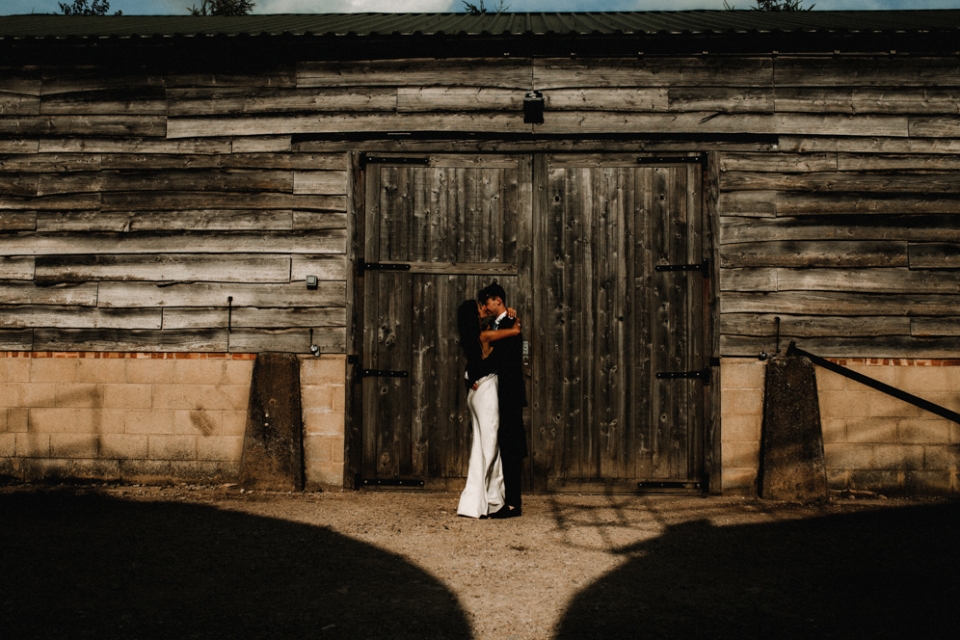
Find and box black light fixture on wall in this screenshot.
[524,90,544,124]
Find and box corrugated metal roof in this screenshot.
[1,10,960,40]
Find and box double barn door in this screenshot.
[360,153,705,490]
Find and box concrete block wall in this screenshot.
[720,358,766,495]
[300,355,346,490]
[720,357,960,497]
[817,359,960,495]
[0,352,348,489]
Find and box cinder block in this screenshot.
[897,366,960,393]
[196,436,244,462]
[846,364,898,387]
[24,457,121,482]
[302,408,345,437]
[79,408,126,435]
[923,392,960,414]
[826,468,850,491]
[6,409,27,433]
[301,385,334,410]
[824,443,874,470]
[330,384,345,412]
[99,434,149,459]
[125,359,176,385]
[29,408,78,434]
[0,433,15,456]
[819,418,847,443]
[76,359,128,384]
[720,360,765,390]
[151,384,199,410]
[0,358,30,384]
[303,452,345,487]
[843,417,899,444]
[213,385,250,412]
[124,409,175,435]
[865,392,922,419]
[923,445,960,471]
[174,359,226,386]
[221,410,248,436]
[0,383,21,408]
[30,359,77,383]
[56,383,103,409]
[899,419,950,445]
[848,469,903,492]
[874,444,924,470]
[16,433,50,457]
[222,360,254,386]
[50,433,101,459]
[906,470,958,495]
[720,414,762,443]
[720,389,764,418]
[720,467,757,496]
[722,440,760,469]
[148,435,197,461]
[119,459,172,483]
[20,383,58,408]
[166,460,229,482]
[173,409,223,436]
[300,356,345,386]
[102,384,153,410]
[814,368,847,391]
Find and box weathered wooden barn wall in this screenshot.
[3,45,960,493]
[0,67,349,354]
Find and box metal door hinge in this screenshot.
[360,153,430,168]
[656,367,711,385]
[358,260,411,273]
[655,259,708,273]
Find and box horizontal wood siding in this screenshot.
[3,51,960,359]
[0,68,348,353]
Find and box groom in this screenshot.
[478,282,527,517]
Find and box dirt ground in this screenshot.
[2,484,958,640]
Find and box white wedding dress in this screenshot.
[457,374,506,518]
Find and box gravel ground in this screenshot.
[2,485,958,640]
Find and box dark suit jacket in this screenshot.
[490,316,528,459]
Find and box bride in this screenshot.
[455,299,521,519]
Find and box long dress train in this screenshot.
[457,374,505,518]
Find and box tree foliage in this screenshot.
[724,0,815,9]
[59,0,120,15]
[188,0,256,16]
[462,0,510,14]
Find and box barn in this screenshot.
[2,10,960,496]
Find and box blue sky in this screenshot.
[3,0,960,15]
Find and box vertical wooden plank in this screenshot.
[532,155,556,491]
[411,167,428,262]
[636,166,658,479]
[544,163,569,484]
[685,162,705,482]
[361,163,383,481]
[344,150,364,488]
[502,166,520,265]
[617,168,646,479]
[462,168,480,263]
[596,167,626,480]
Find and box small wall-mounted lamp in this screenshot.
[524,91,544,124]
[305,275,318,290]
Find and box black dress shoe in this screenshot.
[490,506,520,519]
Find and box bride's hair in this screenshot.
[457,299,483,361]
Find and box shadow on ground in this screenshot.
[0,490,471,640]
[556,501,960,640]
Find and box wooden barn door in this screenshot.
[535,155,706,490]
[359,154,532,488]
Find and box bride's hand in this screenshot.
[507,307,517,319]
